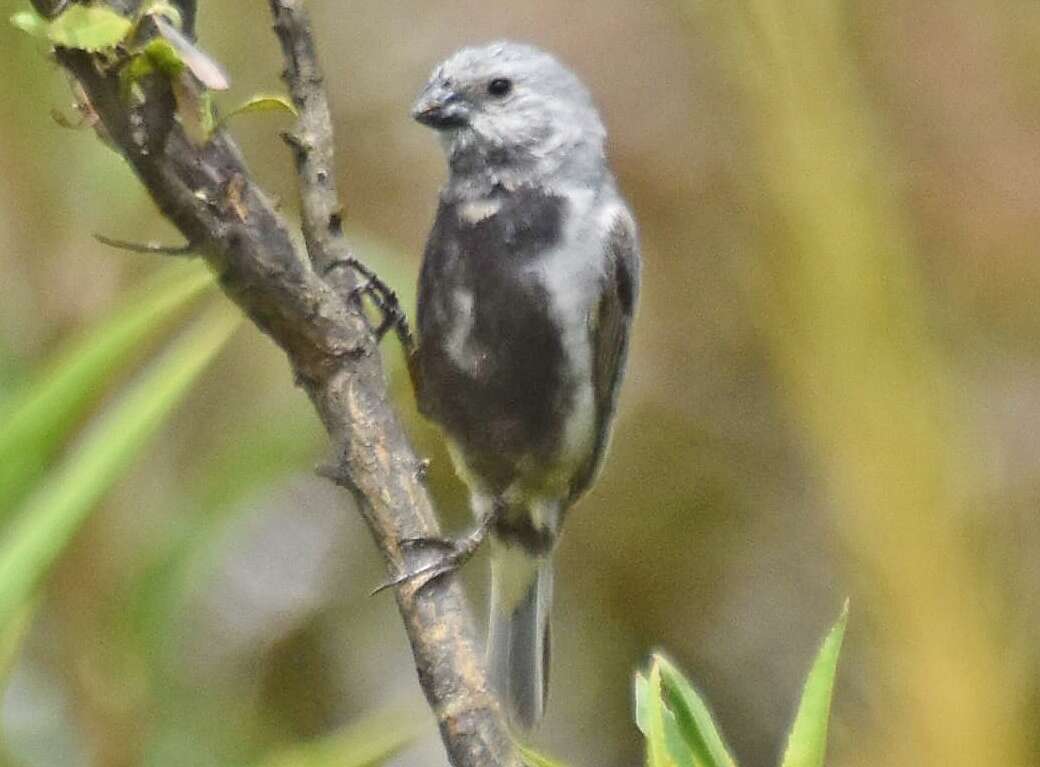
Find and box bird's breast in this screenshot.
[415,186,603,491]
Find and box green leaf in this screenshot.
[645,661,680,767]
[0,262,213,514]
[779,602,849,767]
[256,707,421,767]
[656,654,737,767]
[519,743,572,767]
[10,9,47,38]
[139,37,187,77]
[639,660,706,767]
[0,304,239,633]
[46,5,132,51]
[219,95,298,128]
[635,670,651,736]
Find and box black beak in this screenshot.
[411,84,469,129]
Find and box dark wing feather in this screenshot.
[568,206,640,504]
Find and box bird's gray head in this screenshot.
[412,42,607,191]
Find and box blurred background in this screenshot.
[2,1,1040,766]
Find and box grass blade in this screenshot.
[656,655,737,767]
[0,261,213,512]
[779,602,849,767]
[645,659,680,767]
[635,670,651,736]
[0,304,239,632]
[637,668,699,766]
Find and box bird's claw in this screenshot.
[371,525,490,597]
[399,535,459,552]
[325,257,415,348]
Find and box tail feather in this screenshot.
[489,551,553,730]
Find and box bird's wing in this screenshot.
[568,204,640,503]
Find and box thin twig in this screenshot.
[267,0,349,278]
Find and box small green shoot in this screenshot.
[636,605,848,767]
[780,601,849,767]
[218,95,298,129]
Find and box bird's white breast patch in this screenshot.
[458,198,503,224]
[527,186,606,474]
[444,288,477,370]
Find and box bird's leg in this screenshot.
[372,500,504,596]
[324,257,415,350]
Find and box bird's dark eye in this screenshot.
[487,78,513,97]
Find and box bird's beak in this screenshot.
[411,83,469,130]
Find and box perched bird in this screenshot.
[408,41,640,729]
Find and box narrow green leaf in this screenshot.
[646,660,679,767]
[518,744,572,767]
[635,670,651,736]
[640,659,709,767]
[779,602,849,767]
[0,262,213,513]
[46,5,132,51]
[0,305,239,632]
[10,9,47,38]
[656,654,737,767]
[219,95,298,128]
[256,707,421,767]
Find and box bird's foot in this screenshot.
[325,257,415,349]
[372,520,492,596]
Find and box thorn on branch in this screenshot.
[280,129,312,158]
[51,105,93,131]
[315,438,358,490]
[94,233,196,256]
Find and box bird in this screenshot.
[407,41,640,730]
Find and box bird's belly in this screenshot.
[419,282,592,494]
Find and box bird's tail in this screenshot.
[488,545,553,730]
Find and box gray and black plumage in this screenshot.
[409,41,640,729]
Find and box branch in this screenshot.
[267,0,346,277]
[32,1,519,764]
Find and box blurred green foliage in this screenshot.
[0,263,213,514]
[3,0,1040,766]
[0,301,239,632]
[0,264,238,762]
[525,604,845,767]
